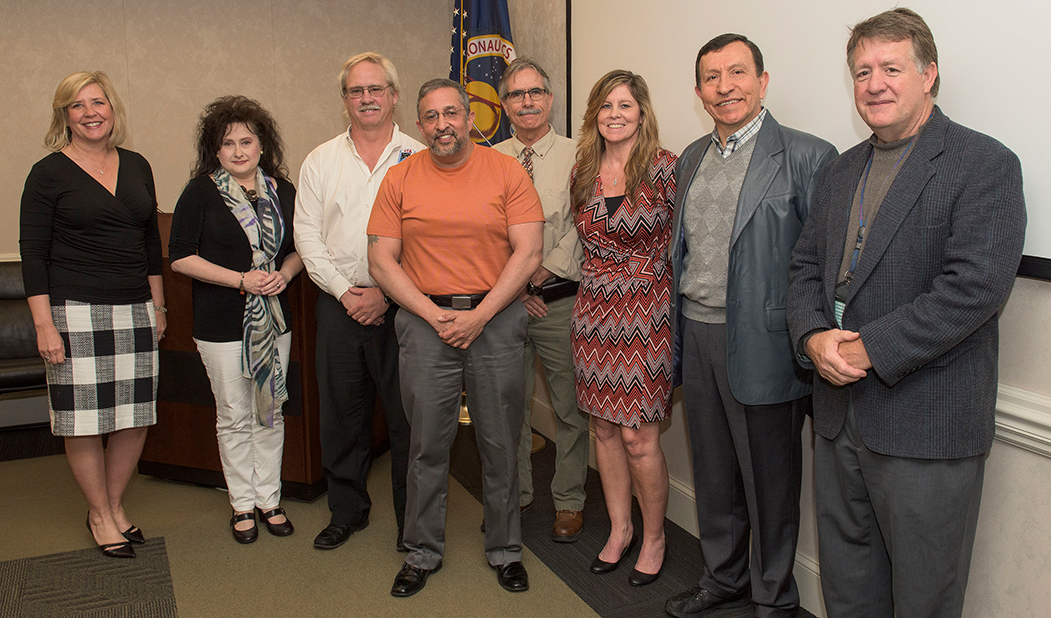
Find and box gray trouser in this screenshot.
[397,303,527,569]
[683,319,805,618]
[816,404,985,618]
[519,295,589,511]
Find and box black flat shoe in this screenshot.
[391,560,442,597]
[590,535,637,574]
[230,511,258,544]
[628,545,667,586]
[122,526,145,545]
[86,515,136,558]
[257,506,294,537]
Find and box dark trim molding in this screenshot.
[1018,255,1051,281]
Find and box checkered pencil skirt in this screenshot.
[46,300,159,437]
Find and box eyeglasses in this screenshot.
[344,85,389,99]
[505,88,549,102]
[420,108,467,125]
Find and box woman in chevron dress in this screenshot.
[571,70,676,586]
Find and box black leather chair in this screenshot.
[0,261,46,396]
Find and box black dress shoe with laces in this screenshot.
[230,511,258,544]
[257,506,294,537]
[664,586,751,618]
[313,518,369,550]
[391,560,442,597]
[492,561,529,592]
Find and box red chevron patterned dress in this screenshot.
[571,149,677,428]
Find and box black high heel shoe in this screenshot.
[86,514,135,559]
[628,545,667,587]
[122,526,145,545]
[590,535,637,574]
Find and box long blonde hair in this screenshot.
[44,71,128,152]
[572,70,661,211]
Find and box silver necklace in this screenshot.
[604,158,620,187]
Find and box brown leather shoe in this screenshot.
[552,510,584,542]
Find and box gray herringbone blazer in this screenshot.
[787,106,1026,459]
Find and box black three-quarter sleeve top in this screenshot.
[167,175,297,343]
[19,149,162,304]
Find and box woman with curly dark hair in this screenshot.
[168,95,303,544]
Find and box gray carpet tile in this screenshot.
[450,425,817,618]
[0,538,177,617]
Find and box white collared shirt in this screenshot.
[294,124,424,299]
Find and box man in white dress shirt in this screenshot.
[294,52,424,552]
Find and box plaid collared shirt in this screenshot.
[711,108,767,158]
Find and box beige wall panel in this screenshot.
[999,278,1051,398]
[272,0,453,181]
[1,0,130,255]
[507,0,568,138]
[123,0,281,210]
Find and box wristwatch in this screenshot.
[526,282,541,296]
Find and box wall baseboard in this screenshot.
[995,384,1051,458]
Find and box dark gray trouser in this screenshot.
[683,319,806,618]
[315,293,410,527]
[397,303,527,570]
[816,404,985,618]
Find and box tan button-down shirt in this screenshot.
[494,125,582,281]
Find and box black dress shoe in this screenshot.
[257,507,294,537]
[665,586,751,618]
[230,511,258,544]
[396,527,408,552]
[391,560,442,597]
[589,535,636,574]
[492,561,529,592]
[87,516,135,558]
[313,518,369,550]
[121,525,145,545]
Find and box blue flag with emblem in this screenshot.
[450,0,516,145]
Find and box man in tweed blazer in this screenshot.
[787,9,1025,617]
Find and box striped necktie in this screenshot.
[521,146,534,183]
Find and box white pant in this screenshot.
[195,333,291,513]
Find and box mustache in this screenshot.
[516,108,542,116]
[433,128,456,138]
[358,104,381,112]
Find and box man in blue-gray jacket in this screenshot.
[665,33,836,618]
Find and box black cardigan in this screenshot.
[19,149,162,304]
[168,175,297,342]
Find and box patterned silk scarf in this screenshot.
[212,167,288,427]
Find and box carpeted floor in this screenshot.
[2,422,818,618]
[0,539,177,618]
[451,426,818,618]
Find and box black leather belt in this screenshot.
[528,276,579,303]
[429,292,488,309]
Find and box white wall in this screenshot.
[552,1,1051,616]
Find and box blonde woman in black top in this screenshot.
[20,71,166,559]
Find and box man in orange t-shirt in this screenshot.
[368,78,544,598]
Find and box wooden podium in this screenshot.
[138,213,389,500]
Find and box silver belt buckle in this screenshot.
[451,295,472,310]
